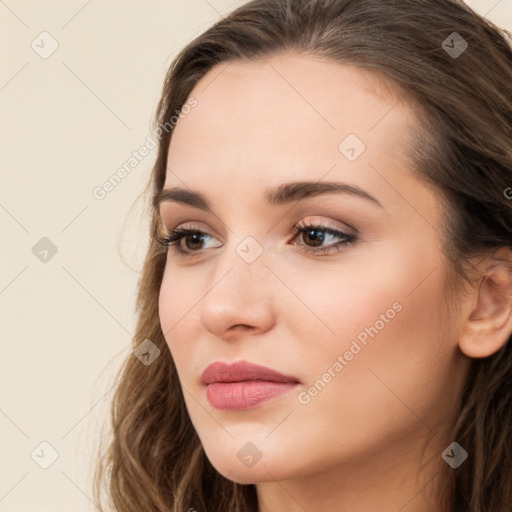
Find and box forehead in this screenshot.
[164,52,419,203]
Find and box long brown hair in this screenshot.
[93,1,512,510]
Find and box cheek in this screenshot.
[271,248,421,367]
[294,233,449,361]
[290,248,454,444]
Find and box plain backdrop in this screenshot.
[1,1,511,510]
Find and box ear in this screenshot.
[458,247,512,359]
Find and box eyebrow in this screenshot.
[153,181,384,211]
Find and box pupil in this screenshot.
[187,233,203,250]
[305,229,324,247]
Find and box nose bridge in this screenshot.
[210,233,268,301]
[197,233,275,337]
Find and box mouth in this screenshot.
[200,360,301,411]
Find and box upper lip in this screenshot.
[200,360,300,385]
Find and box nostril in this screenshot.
[231,324,253,331]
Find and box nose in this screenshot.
[197,243,276,341]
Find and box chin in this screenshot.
[201,440,307,485]
[203,452,266,484]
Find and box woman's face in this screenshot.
[157,53,471,486]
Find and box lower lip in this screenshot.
[205,381,298,410]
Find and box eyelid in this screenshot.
[290,217,356,236]
[161,220,216,237]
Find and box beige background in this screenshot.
[1,1,511,510]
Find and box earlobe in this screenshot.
[458,251,512,359]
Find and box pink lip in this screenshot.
[200,361,300,410]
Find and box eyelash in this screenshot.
[156,221,357,258]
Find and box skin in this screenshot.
[157,53,512,511]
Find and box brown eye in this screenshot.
[300,228,327,247]
[182,232,208,251]
[291,223,357,255]
[157,227,222,257]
